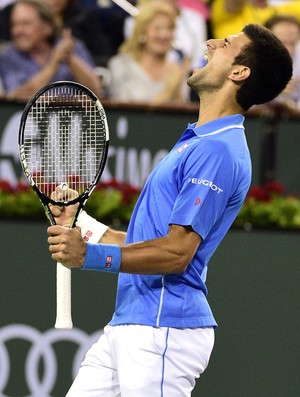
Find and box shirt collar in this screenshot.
[188,114,245,138]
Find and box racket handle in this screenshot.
[55,262,73,329]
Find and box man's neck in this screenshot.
[196,91,244,127]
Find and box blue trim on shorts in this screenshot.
[160,327,170,397]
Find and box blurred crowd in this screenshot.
[0,0,299,109]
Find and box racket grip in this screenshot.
[55,262,73,329]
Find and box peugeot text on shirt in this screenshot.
[187,177,224,194]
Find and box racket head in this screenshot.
[18,81,109,207]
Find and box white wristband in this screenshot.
[76,211,108,243]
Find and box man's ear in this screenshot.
[229,66,250,82]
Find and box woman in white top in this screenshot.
[123,0,208,68]
[108,1,191,104]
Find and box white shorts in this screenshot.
[66,324,215,397]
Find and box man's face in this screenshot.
[187,32,251,93]
[11,3,53,53]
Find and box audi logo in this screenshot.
[0,324,103,396]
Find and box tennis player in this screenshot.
[48,24,292,397]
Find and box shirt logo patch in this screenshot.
[105,255,113,269]
[84,230,93,242]
[195,197,201,206]
[177,143,189,153]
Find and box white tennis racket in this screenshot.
[18,81,109,329]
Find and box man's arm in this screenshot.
[7,55,61,101]
[119,224,201,274]
[62,29,101,95]
[100,227,127,246]
[47,223,202,275]
[67,53,101,95]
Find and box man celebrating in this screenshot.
[48,24,292,397]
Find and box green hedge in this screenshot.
[1,180,300,230]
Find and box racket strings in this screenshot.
[22,86,107,202]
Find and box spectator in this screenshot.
[124,0,208,68]
[265,14,300,108]
[108,1,191,104]
[211,0,300,39]
[0,0,101,101]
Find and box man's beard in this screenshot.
[187,73,198,94]
[187,70,207,96]
[187,66,229,96]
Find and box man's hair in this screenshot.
[233,23,293,111]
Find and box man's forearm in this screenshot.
[68,55,101,95]
[100,228,127,246]
[7,60,59,100]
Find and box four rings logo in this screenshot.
[0,324,102,397]
[187,178,224,194]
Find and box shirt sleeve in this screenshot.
[169,139,237,240]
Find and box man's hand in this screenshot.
[50,186,79,226]
[48,225,86,268]
[51,29,75,65]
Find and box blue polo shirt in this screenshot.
[109,114,251,328]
